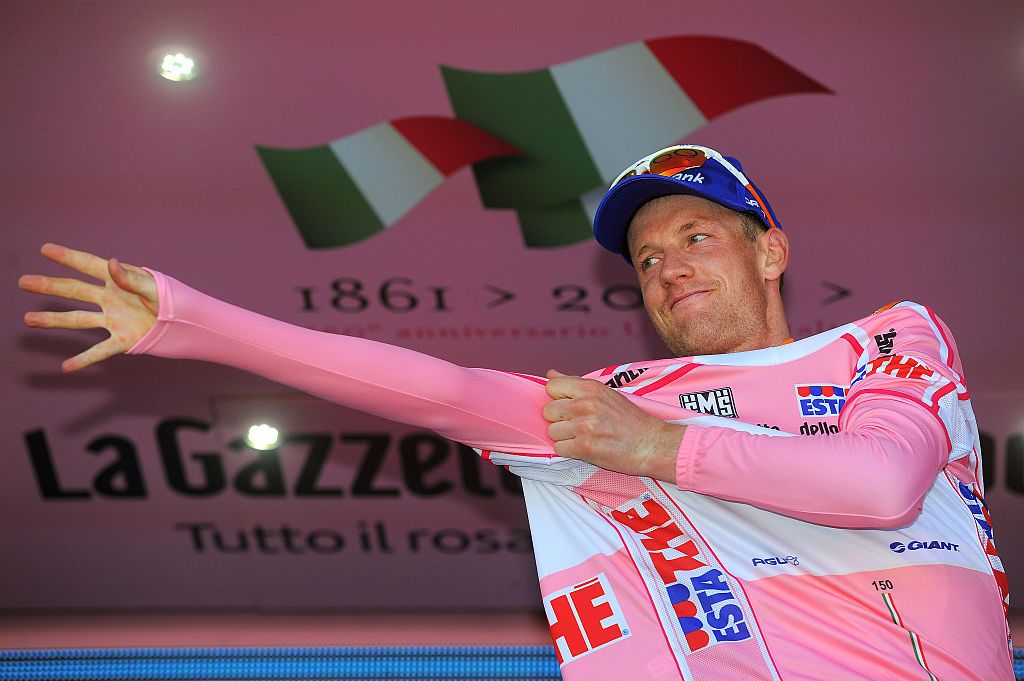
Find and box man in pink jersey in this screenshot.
[18,144,1013,679]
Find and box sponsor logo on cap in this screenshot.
[670,171,705,184]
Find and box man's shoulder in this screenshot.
[849,300,961,368]
[853,300,950,334]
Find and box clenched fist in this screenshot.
[542,369,683,482]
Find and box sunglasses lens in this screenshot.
[612,147,708,188]
[648,147,706,177]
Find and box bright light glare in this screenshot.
[246,424,280,451]
[160,52,197,81]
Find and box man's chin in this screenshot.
[658,319,737,357]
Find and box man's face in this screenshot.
[626,194,774,357]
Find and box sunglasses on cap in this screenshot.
[608,144,778,230]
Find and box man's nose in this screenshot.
[660,245,695,284]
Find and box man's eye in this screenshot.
[689,233,709,244]
[640,255,661,270]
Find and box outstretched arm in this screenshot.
[19,244,554,454]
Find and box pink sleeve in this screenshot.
[127,269,555,455]
[675,393,948,528]
[676,304,969,529]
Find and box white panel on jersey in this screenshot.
[672,414,795,435]
[672,475,991,583]
[329,123,443,227]
[694,322,861,366]
[522,480,627,579]
[550,41,707,183]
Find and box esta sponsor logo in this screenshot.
[795,384,847,417]
[889,540,960,554]
[678,387,738,418]
[850,355,936,389]
[751,555,800,567]
[544,572,630,666]
[611,497,751,653]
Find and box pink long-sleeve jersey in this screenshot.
[128,270,1012,680]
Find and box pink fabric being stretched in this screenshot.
[127,269,1012,680]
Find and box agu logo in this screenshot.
[543,573,630,666]
[751,555,800,567]
[611,497,751,654]
[795,384,847,417]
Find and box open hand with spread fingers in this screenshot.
[18,243,159,372]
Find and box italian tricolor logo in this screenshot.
[257,36,830,249]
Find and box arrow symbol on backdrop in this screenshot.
[821,281,852,305]
[258,36,831,250]
[484,284,517,309]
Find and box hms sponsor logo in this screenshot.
[795,384,847,417]
[612,497,751,653]
[889,540,960,554]
[800,420,839,436]
[850,355,936,389]
[544,572,630,666]
[679,387,738,418]
[604,367,648,388]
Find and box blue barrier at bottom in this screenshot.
[0,645,1021,680]
[0,646,560,681]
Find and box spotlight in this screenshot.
[245,424,280,451]
[159,52,197,81]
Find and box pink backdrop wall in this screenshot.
[4,1,1024,610]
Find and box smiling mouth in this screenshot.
[669,290,712,312]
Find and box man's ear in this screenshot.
[761,228,789,282]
